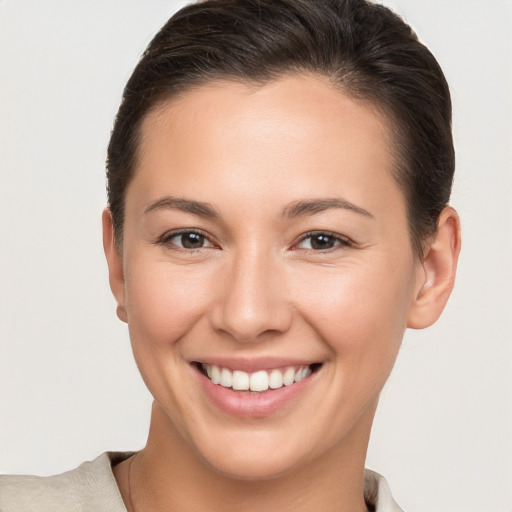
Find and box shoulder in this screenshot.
[364,469,405,512]
[0,452,132,512]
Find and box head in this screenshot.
[103,0,460,482]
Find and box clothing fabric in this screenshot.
[0,452,404,511]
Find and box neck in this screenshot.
[119,401,376,512]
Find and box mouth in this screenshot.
[195,362,322,393]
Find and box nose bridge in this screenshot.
[212,243,291,342]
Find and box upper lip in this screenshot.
[191,357,321,373]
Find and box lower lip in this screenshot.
[194,366,317,418]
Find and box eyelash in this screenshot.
[294,231,353,252]
[157,229,353,252]
[158,229,216,250]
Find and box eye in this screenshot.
[160,230,215,250]
[295,231,352,251]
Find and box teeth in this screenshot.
[250,370,269,392]
[232,370,249,390]
[283,367,295,386]
[220,367,232,388]
[268,369,283,389]
[295,366,311,382]
[202,364,313,392]
[210,365,221,384]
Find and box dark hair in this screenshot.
[107,0,454,256]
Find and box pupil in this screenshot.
[311,234,334,250]
[181,233,204,249]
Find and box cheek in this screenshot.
[295,256,416,356]
[123,257,213,349]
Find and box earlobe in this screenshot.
[407,206,461,329]
[102,209,128,323]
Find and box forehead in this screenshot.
[141,74,393,155]
[131,75,402,216]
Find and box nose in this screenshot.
[210,248,293,343]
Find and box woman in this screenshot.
[0,0,460,510]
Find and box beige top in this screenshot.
[0,452,404,511]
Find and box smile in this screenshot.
[199,363,317,392]
[193,361,322,417]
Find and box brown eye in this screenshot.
[180,232,206,249]
[296,232,351,251]
[162,230,215,250]
[309,234,336,250]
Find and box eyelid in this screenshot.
[155,228,352,252]
[292,230,354,251]
[157,228,219,249]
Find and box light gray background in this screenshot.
[0,1,511,511]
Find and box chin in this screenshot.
[187,422,328,482]
[201,449,303,482]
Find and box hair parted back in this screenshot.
[107,0,454,256]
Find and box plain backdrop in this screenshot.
[0,1,511,511]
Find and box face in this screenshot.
[111,75,425,479]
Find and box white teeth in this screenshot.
[296,367,310,381]
[268,369,283,389]
[220,367,232,388]
[210,365,221,384]
[202,364,314,392]
[232,370,249,390]
[283,367,295,386]
[250,370,269,392]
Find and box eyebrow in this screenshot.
[144,196,220,218]
[143,195,373,220]
[281,198,373,218]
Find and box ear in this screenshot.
[102,209,128,323]
[407,206,461,329]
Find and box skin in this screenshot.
[104,75,460,512]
